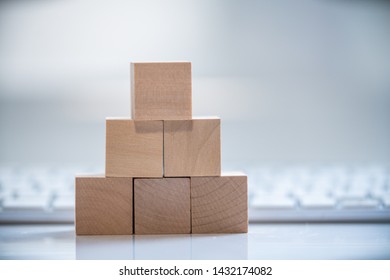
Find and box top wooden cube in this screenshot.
[131,62,192,120]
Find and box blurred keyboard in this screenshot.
[248,165,390,222]
[0,166,389,223]
[0,167,83,223]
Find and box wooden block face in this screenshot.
[131,62,192,120]
[134,178,191,234]
[75,176,133,235]
[191,175,248,233]
[106,118,163,177]
[164,118,221,177]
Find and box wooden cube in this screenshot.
[131,62,192,120]
[75,175,133,235]
[191,174,248,233]
[134,178,190,234]
[164,117,221,177]
[106,118,163,177]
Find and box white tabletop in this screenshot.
[1,223,389,260]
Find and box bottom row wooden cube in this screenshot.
[191,174,248,234]
[134,178,191,234]
[75,175,247,235]
[75,176,133,235]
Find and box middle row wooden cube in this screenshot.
[106,117,221,177]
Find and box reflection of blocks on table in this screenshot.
[134,235,191,259]
[191,174,248,234]
[131,62,192,120]
[191,234,248,259]
[164,118,221,177]
[134,178,191,234]
[75,176,133,235]
[76,236,134,260]
[105,118,163,178]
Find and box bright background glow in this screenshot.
[0,0,389,168]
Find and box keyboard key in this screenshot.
[17,194,52,201]
[2,197,49,211]
[52,196,74,211]
[0,192,13,202]
[251,196,296,209]
[382,196,390,208]
[370,188,389,199]
[15,189,53,197]
[300,196,335,209]
[339,198,379,209]
[56,188,74,196]
[334,189,369,199]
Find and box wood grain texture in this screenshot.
[134,178,191,234]
[75,176,133,235]
[106,118,163,177]
[131,62,192,120]
[164,118,221,177]
[191,175,248,233]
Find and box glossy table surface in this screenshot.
[0,223,389,260]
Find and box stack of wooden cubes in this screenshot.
[75,62,248,235]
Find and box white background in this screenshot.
[0,0,389,167]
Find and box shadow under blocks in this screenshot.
[75,62,248,235]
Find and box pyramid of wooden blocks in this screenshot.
[75,61,248,235]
